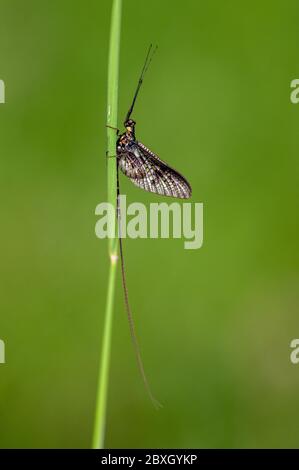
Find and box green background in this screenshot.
[0,0,299,448]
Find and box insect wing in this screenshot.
[118,142,192,199]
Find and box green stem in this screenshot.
[92,0,122,450]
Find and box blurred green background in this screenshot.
[0,0,299,448]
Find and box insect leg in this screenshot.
[106,124,120,135]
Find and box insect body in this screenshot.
[114,45,192,408]
[117,119,192,199]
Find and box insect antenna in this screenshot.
[125,44,158,123]
[116,164,162,408]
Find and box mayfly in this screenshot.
[110,45,192,407]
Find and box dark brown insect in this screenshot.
[117,119,192,199]
[117,45,191,200]
[114,45,192,408]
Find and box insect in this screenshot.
[117,47,192,200]
[111,45,192,407]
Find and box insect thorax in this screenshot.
[117,132,136,152]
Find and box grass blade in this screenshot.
[92,0,122,450]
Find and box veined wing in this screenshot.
[118,141,192,199]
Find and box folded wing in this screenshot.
[118,141,192,199]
